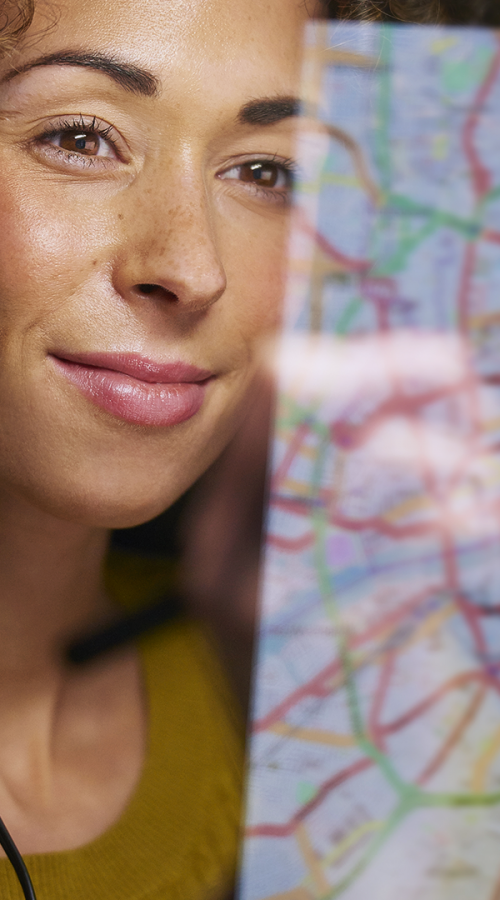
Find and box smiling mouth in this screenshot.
[50,351,213,427]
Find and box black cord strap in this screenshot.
[0,817,37,900]
[66,593,183,665]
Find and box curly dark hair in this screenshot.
[0,0,34,52]
[325,0,500,24]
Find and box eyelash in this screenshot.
[30,114,124,169]
[28,116,298,204]
[218,155,297,206]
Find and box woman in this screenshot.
[0,0,497,897]
[0,0,325,896]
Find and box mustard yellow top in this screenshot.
[0,553,245,899]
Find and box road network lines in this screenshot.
[241,23,500,900]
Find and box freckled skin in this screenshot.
[0,0,311,528]
[0,0,323,857]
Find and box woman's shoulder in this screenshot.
[111,552,245,898]
[0,553,246,900]
[105,546,245,753]
[107,549,245,888]
[124,617,245,900]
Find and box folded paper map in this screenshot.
[239,22,500,900]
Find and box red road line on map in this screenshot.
[456,593,487,656]
[456,241,477,333]
[352,585,444,651]
[255,585,442,732]
[328,383,467,453]
[406,318,488,661]
[462,37,500,199]
[249,678,489,840]
[255,658,343,732]
[271,489,500,547]
[430,481,487,657]
[255,43,500,849]
[381,669,486,734]
[453,81,493,654]
[445,440,483,494]
[329,510,435,538]
[252,47,500,848]
[271,492,439,541]
[416,684,486,785]
[482,229,500,245]
[368,650,396,752]
[267,68,499,787]
[272,422,312,493]
[298,210,373,275]
[374,275,390,331]
[314,228,372,274]
[269,532,315,552]
[381,669,486,735]
[271,494,330,518]
[246,758,373,839]
[268,504,438,550]
[250,675,491,841]
[359,276,397,306]
[449,543,487,654]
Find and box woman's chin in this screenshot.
[0,364,252,530]
[43,491,178,530]
[7,465,192,531]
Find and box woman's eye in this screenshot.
[50,129,116,158]
[220,160,293,192]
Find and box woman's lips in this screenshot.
[50,352,212,427]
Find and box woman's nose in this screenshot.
[112,171,227,312]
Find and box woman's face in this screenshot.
[0,0,310,526]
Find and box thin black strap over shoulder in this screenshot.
[0,817,37,900]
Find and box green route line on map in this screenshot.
[301,138,500,330]
[260,35,500,899]
[373,26,392,194]
[319,28,500,285]
[373,194,492,278]
[383,158,500,232]
[269,47,500,892]
[387,193,482,237]
[374,211,447,278]
[482,184,500,207]
[363,186,500,279]
[321,798,411,899]
[369,24,477,275]
[321,820,383,869]
[316,177,500,290]
[336,297,363,334]
[301,430,500,898]
[278,396,329,437]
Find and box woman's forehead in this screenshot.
[18,0,311,93]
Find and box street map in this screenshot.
[239,22,500,900]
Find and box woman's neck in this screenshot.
[0,489,146,854]
[0,488,112,675]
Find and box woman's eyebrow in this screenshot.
[0,50,159,96]
[1,55,299,126]
[238,96,300,126]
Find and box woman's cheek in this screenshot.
[0,175,113,326]
[219,207,290,339]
